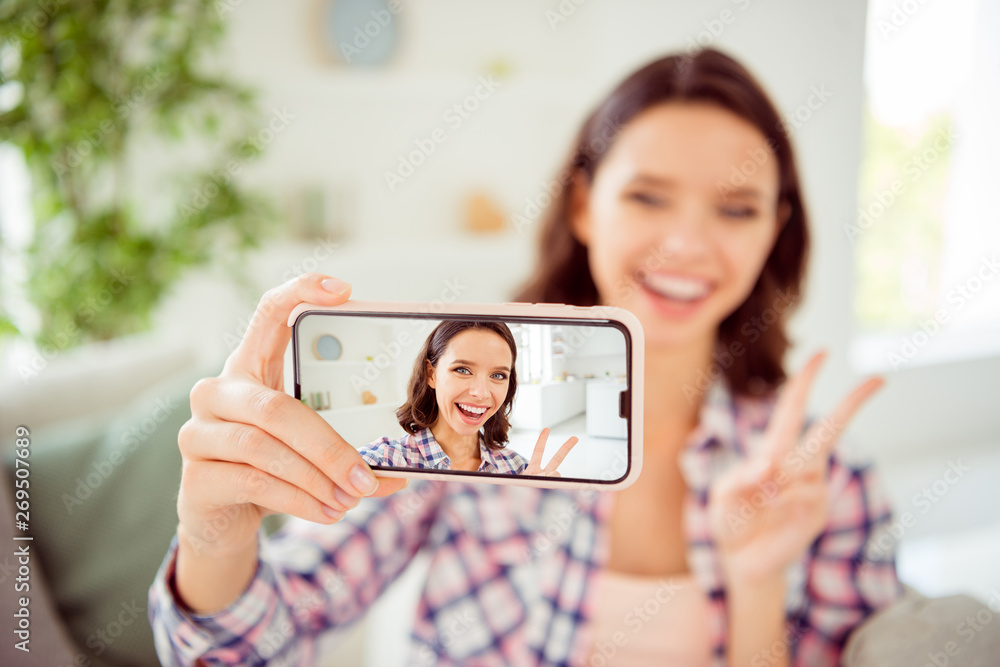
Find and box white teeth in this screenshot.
[643,274,711,301]
[458,403,487,415]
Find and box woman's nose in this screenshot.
[659,207,711,259]
[468,377,488,398]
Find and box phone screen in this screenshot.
[293,310,633,484]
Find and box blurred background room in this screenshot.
[1,0,998,665]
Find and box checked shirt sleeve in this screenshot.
[358,437,396,468]
[789,453,904,666]
[148,481,446,666]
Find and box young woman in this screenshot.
[356,319,579,475]
[149,49,902,666]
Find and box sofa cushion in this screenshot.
[0,334,197,434]
[843,585,1000,666]
[1,370,197,667]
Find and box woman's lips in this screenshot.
[641,272,713,300]
[638,274,714,319]
[455,402,489,424]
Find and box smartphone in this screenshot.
[288,301,644,490]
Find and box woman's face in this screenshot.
[427,329,513,438]
[572,102,787,348]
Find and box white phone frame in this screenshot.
[288,300,644,490]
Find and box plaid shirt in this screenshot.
[358,427,529,475]
[148,378,902,666]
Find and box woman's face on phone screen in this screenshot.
[426,329,512,438]
[572,102,787,348]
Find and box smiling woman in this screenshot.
[516,57,809,396]
[356,320,579,475]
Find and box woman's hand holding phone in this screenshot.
[173,274,407,613]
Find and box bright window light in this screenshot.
[851,0,1000,372]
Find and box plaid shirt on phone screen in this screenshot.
[358,427,528,475]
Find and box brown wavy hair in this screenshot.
[514,48,809,397]
[396,320,518,451]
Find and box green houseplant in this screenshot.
[0,0,275,352]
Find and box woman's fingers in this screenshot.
[528,428,551,470]
[525,431,578,476]
[224,273,353,389]
[542,436,579,475]
[713,455,773,507]
[179,420,361,513]
[717,373,881,521]
[182,460,345,526]
[761,351,827,462]
[192,377,381,498]
[367,477,408,497]
[790,376,885,476]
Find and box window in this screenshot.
[851,0,1000,371]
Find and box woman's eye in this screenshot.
[453,367,471,375]
[626,191,666,207]
[491,372,508,381]
[720,205,758,219]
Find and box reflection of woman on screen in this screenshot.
[356,320,578,475]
